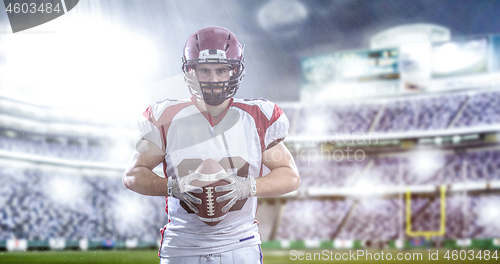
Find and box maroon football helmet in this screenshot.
[182,26,245,106]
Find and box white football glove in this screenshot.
[167,174,203,213]
[215,174,257,213]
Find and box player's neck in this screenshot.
[196,99,230,117]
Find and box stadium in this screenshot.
[1,0,500,263]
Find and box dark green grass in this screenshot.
[0,250,158,264]
[0,249,498,263]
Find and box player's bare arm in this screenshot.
[122,139,168,196]
[258,141,301,197]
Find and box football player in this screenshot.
[123,26,300,264]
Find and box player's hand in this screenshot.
[214,174,257,213]
[167,174,203,213]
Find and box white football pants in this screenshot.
[159,244,263,264]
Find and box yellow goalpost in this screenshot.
[406,185,447,240]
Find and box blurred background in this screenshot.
[1,0,500,252]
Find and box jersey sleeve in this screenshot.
[137,104,164,152]
[264,104,289,150]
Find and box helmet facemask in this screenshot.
[183,58,244,106]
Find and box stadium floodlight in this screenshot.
[45,175,90,210]
[410,150,443,181]
[370,24,451,49]
[431,39,488,76]
[477,198,500,228]
[112,191,154,232]
[106,138,135,165]
[306,115,329,135]
[0,14,158,116]
[350,176,387,197]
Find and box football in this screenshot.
[190,159,231,226]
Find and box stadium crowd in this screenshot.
[0,167,166,241]
[282,89,500,135]
[1,89,500,243]
[296,149,500,189]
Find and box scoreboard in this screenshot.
[301,34,500,102]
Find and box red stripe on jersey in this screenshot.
[161,125,169,179]
[192,97,233,127]
[142,100,193,151]
[232,101,283,151]
[232,102,268,151]
[158,226,167,257]
[143,101,194,224]
[269,104,284,128]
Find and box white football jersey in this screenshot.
[137,97,289,257]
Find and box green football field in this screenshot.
[0,249,498,263]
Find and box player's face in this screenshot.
[195,64,232,94]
